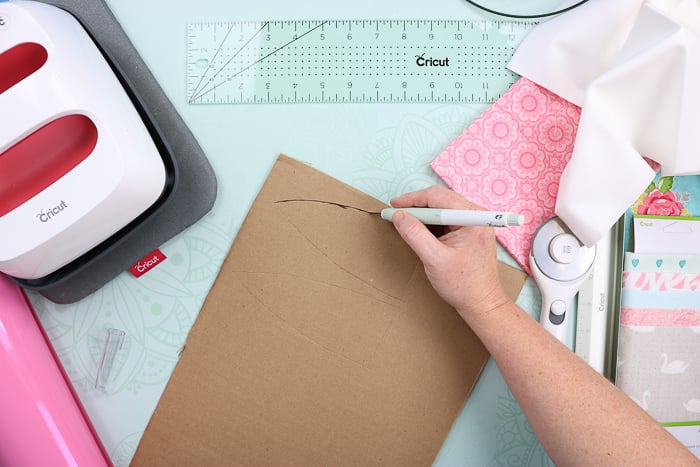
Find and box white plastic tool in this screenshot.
[0,0,167,280]
[380,208,524,227]
[529,217,596,344]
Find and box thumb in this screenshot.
[391,211,443,266]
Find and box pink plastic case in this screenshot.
[0,275,110,466]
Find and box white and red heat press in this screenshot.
[0,0,171,281]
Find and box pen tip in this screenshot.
[507,214,525,227]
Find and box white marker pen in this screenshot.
[381,208,524,227]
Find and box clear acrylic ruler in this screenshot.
[186,19,535,105]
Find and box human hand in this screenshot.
[389,185,511,321]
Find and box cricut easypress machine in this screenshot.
[0,0,217,303]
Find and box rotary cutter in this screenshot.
[529,217,596,343]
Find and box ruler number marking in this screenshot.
[189,20,328,103]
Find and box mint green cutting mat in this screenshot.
[187,19,534,104]
[30,1,563,465]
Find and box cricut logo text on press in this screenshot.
[134,255,162,274]
[37,200,68,223]
[129,249,167,278]
[415,53,450,67]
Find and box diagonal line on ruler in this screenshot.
[189,22,267,102]
[189,23,234,100]
[189,20,328,103]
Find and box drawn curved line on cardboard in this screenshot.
[277,205,411,303]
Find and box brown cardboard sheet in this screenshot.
[132,154,527,466]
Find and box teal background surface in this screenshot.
[29,1,562,464]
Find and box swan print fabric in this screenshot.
[431,77,581,274]
[616,252,700,424]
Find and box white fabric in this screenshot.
[508,0,700,246]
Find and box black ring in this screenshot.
[464,0,591,19]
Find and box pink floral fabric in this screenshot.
[431,78,581,274]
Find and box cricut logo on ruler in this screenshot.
[415,53,450,67]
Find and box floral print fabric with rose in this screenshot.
[632,176,691,217]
